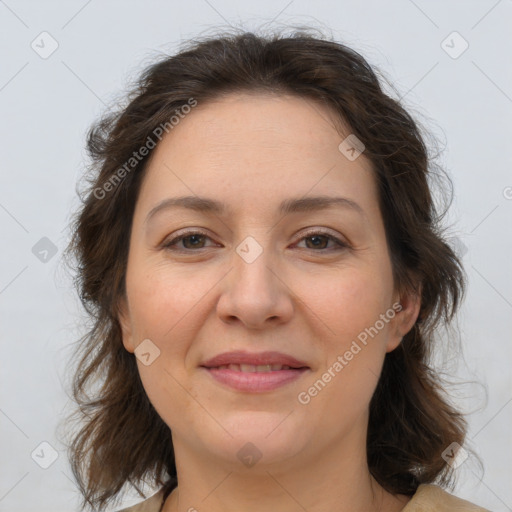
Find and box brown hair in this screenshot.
[61,27,475,511]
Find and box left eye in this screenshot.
[162,230,348,252]
[295,232,348,251]
[163,232,215,250]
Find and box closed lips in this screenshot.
[213,364,295,372]
[201,351,310,392]
[200,351,310,371]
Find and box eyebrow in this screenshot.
[145,194,365,225]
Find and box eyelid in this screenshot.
[159,227,214,249]
[297,227,349,246]
[161,226,351,253]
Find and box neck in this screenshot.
[162,432,411,512]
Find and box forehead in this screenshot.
[163,91,350,153]
[137,92,377,219]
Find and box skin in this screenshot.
[118,92,421,512]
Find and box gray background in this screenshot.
[0,1,511,511]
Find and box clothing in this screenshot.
[117,483,491,512]
[401,484,490,511]
[117,488,167,512]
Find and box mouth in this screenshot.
[209,363,301,372]
[200,350,309,369]
[200,351,310,392]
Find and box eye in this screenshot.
[162,228,349,253]
[162,230,214,251]
[294,229,349,252]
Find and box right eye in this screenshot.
[162,230,218,252]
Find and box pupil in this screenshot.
[186,235,203,247]
[308,235,326,248]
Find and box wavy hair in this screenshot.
[61,27,474,511]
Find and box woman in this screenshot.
[62,29,490,512]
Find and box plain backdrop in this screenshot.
[0,1,511,511]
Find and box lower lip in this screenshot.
[202,367,309,392]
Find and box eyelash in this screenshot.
[162,229,350,253]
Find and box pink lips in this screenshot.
[201,350,309,369]
[200,351,310,392]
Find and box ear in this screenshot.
[118,295,135,354]
[385,282,422,353]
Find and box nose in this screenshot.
[215,238,294,329]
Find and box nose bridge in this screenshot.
[216,231,293,327]
[232,232,277,295]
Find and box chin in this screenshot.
[200,413,311,468]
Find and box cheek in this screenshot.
[308,267,391,344]
[302,270,391,403]
[127,266,206,424]
[136,358,194,435]
[126,261,210,343]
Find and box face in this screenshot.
[119,92,420,471]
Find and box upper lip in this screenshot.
[200,351,309,369]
